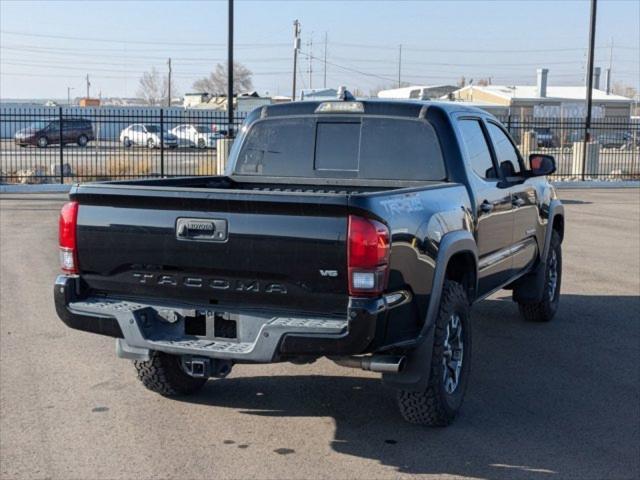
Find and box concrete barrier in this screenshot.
[571,142,600,177]
[216,138,233,174]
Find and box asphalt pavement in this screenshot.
[0,188,638,480]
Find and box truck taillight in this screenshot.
[348,215,390,297]
[59,201,79,274]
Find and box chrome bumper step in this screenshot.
[68,297,348,362]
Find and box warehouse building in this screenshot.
[450,69,632,119]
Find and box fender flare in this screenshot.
[383,230,478,392]
[513,199,564,304]
[540,200,565,264]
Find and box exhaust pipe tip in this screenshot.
[331,355,406,374]
[366,355,406,373]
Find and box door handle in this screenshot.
[480,201,494,213]
[512,197,525,208]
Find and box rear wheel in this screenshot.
[123,137,132,148]
[134,351,207,396]
[147,138,156,149]
[397,280,471,426]
[518,231,562,322]
[37,136,48,148]
[197,138,206,149]
[77,134,88,147]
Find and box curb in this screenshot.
[552,181,640,189]
[0,184,74,194]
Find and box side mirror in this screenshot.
[529,154,556,176]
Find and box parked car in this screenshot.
[15,118,94,148]
[54,99,564,426]
[597,131,632,149]
[119,124,178,149]
[534,128,557,148]
[170,124,223,148]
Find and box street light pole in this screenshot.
[67,87,74,106]
[581,0,597,180]
[227,0,234,137]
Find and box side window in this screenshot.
[457,119,497,180]
[487,122,521,177]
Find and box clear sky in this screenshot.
[1,0,638,99]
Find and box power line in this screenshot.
[0,29,288,47]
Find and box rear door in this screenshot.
[456,117,514,295]
[485,121,539,276]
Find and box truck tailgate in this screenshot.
[72,186,351,314]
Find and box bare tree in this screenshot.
[369,84,397,97]
[192,62,253,95]
[137,68,168,106]
[611,82,638,99]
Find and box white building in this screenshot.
[450,69,633,118]
[378,85,457,100]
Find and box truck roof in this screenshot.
[258,99,491,120]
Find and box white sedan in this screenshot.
[170,124,224,149]
[120,124,178,149]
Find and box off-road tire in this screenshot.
[134,351,207,396]
[397,280,471,426]
[518,231,562,322]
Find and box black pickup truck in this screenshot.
[54,99,564,426]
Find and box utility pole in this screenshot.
[227,0,234,137]
[323,32,328,89]
[292,20,300,101]
[67,87,74,106]
[167,58,172,107]
[582,0,598,180]
[307,36,313,90]
[397,44,402,88]
[85,74,90,99]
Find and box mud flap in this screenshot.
[512,263,546,304]
[381,324,436,392]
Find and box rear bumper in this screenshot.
[54,275,386,362]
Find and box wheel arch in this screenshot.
[542,200,565,261]
[383,229,477,392]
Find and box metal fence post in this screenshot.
[59,106,64,184]
[581,118,588,181]
[160,108,165,177]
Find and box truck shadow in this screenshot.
[176,293,640,479]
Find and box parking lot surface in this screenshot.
[1,188,638,480]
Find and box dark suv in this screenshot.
[15,118,95,148]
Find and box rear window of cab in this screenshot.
[235,116,446,181]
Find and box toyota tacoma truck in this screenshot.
[54,98,564,426]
